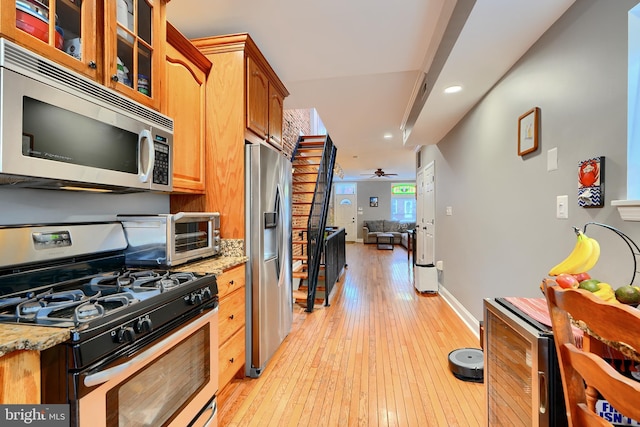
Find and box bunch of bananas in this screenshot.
[549,227,600,276]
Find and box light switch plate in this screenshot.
[556,195,569,219]
[547,147,558,171]
[446,206,453,216]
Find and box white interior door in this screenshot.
[334,194,357,242]
[423,162,435,265]
[416,161,435,266]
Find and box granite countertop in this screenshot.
[0,324,71,358]
[174,238,248,275]
[175,255,248,275]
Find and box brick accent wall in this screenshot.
[282,109,312,158]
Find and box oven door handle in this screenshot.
[84,308,215,387]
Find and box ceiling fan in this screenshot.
[361,168,398,178]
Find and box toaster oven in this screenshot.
[118,212,221,267]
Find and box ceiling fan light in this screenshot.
[383,132,393,139]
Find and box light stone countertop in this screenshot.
[173,255,248,275]
[0,324,71,357]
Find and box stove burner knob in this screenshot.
[202,287,212,299]
[134,318,153,334]
[189,292,203,305]
[116,326,136,344]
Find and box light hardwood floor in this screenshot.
[217,242,485,426]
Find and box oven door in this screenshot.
[77,308,219,427]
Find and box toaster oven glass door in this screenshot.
[174,221,211,253]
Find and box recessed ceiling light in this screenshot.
[383,133,393,139]
[444,85,462,94]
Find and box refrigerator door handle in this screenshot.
[275,185,282,281]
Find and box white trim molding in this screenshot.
[612,199,640,221]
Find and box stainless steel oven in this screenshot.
[75,308,218,427]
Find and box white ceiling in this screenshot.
[167,0,576,181]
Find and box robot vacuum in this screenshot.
[448,348,484,383]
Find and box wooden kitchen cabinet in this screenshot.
[0,0,166,111]
[0,0,100,80]
[0,350,40,404]
[170,33,289,239]
[246,56,269,139]
[104,0,167,111]
[245,53,287,150]
[164,22,210,193]
[218,326,245,390]
[268,84,285,148]
[216,264,246,391]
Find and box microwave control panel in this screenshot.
[153,140,170,186]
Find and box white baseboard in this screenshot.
[439,285,480,341]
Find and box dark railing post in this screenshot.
[304,135,337,312]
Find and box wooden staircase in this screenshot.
[292,135,326,307]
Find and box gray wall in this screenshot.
[334,180,416,239]
[418,0,640,321]
[357,181,392,238]
[0,188,169,225]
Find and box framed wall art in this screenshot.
[578,156,605,208]
[369,197,378,207]
[518,107,540,156]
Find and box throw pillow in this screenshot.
[367,220,383,232]
[398,222,408,232]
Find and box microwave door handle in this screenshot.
[138,129,155,183]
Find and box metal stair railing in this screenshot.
[303,135,337,311]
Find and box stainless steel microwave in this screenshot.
[118,213,221,267]
[0,38,173,192]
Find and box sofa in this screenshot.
[362,220,415,248]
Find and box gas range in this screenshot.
[0,222,218,369]
[0,269,208,327]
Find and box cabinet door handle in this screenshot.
[229,314,234,320]
[229,280,235,285]
[88,61,97,69]
[111,74,119,82]
[229,357,235,363]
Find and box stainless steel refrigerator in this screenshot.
[245,142,293,378]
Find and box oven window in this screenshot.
[174,222,209,253]
[106,327,210,426]
[22,97,139,173]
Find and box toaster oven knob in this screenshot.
[116,326,136,343]
[134,318,153,334]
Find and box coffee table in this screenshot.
[376,233,394,250]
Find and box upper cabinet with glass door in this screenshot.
[2,0,100,80]
[105,0,166,110]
